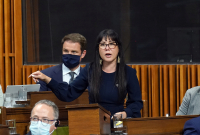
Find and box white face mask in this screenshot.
[29,121,55,135]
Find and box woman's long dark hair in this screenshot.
[89,29,127,102]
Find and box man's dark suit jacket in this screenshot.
[183,116,200,135]
[38,64,82,91]
[37,64,63,91]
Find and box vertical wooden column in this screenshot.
[159,65,170,116]
[179,65,187,104]
[148,65,152,117]
[4,0,12,90]
[0,0,4,88]
[14,0,22,85]
[176,65,180,111]
[169,65,176,116]
[190,65,197,87]
[140,65,148,117]
[163,65,169,116]
[140,65,148,101]
[159,65,164,116]
[10,0,14,85]
[150,65,159,117]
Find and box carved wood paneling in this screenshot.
[21,64,200,117]
[0,0,4,89]
[0,0,22,92]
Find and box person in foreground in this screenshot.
[183,116,200,135]
[176,86,200,115]
[38,33,87,91]
[26,100,59,135]
[30,29,143,119]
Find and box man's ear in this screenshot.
[54,121,60,129]
[81,50,86,59]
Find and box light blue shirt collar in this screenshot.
[62,63,80,76]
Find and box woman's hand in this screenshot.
[112,111,127,119]
[29,71,52,84]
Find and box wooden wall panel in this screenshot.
[163,65,169,116]
[39,65,53,71]
[0,0,22,92]
[23,65,53,85]
[150,65,159,117]
[140,65,148,101]
[15,64,200,118]
[23,65,34,84]
[179,65,187,104]
[169,65,176,116]
[191,65,197,87]
[148,66,152,117]
[176,65,180,111]
[134,65,141,85]
[0,0,4,87]
[14,0,22,85]
[187,65,191,89]
[4,0,12,89]
[159,65,163,116]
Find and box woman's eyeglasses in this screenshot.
[99,42,117,49]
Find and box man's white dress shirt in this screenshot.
[62,64,80,83]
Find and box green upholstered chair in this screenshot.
[52,126,69,135]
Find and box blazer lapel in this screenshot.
[52,64,63,83]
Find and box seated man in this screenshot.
[176,86,200,115]
[183,116,200,135]
[26,99,59,135]
[38,33,87,91]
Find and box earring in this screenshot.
[100,59,102,65]
[117,56,120,63]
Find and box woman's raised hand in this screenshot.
[29,71,52,84]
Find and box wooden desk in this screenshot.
[0,107,6,125]
[0,125,9,135]
[27,90,89,107]
[66,103,111,135]
[123,115,199,135]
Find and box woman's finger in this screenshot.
[36,79,39,82]
[28,74,33,78]
[28,71,39,78]
[33,78,37,83]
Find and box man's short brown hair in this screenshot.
[61,33,87,52]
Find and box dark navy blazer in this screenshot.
[183,116,200,135]
[38,64,82,91]
[37,64,63,91]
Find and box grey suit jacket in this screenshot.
[176,86,200,115]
